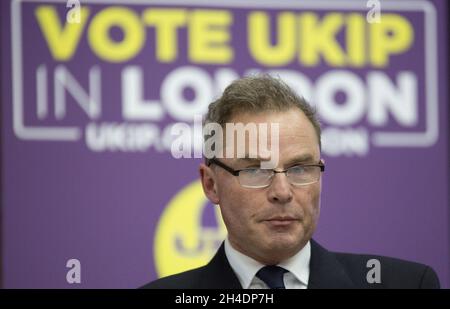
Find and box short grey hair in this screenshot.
[203,74,322,149]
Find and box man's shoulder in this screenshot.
[140,266,206,289]
[140,243,242,289]
[332,250,440,288]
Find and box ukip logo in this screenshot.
[153,180,227,278]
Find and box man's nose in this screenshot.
[267,172,293,204]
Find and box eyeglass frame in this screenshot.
[207,158,325,188]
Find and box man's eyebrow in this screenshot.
[235,157,262,164]
[234,154,316,166]
[285,154,316,165]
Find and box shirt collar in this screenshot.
[224,237,311,289]
[224,238,263,289]
[278,241,310,286]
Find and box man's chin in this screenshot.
[263,235,303,252]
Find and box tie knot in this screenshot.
[256,265,288,289]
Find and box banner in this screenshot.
[1,0,448,288]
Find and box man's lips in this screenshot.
[264,216,299,226]
[266,216,298,221]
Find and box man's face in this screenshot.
[200,108,322,265]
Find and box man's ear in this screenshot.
[199,163,220,205]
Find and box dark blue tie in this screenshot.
[256,265,288,289]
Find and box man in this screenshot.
[143,75,440,289]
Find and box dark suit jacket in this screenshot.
[142,239,440,289]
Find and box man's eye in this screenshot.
[244,168,261,173]
[243,165,260,169]
[290,166,307,173]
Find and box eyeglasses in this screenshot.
[208,158,325,189]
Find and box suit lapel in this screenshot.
[308,239,355,289]
[199,243,243,289]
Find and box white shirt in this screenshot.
[224,238,310,289]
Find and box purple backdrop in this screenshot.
[1,0,449,288]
